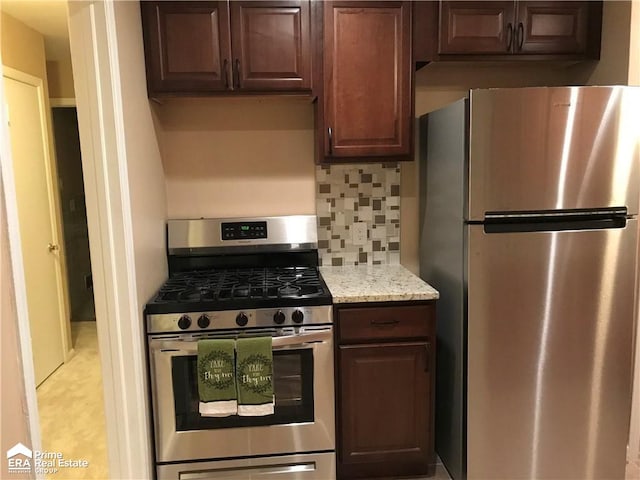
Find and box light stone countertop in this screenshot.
[319,264,439,304]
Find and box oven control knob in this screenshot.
[177,315,192,330]
[197,314,210,329]
[236,312,249,327]
[292,310,304,324]
[273,310,286,325]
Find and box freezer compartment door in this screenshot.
[468,86,640,220]
[467,221,637,480]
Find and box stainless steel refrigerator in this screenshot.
[419,86,640,480]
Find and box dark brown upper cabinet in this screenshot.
[437,1,601,59]
[317,1,413,163]
[440,1,515,54]
[516,2,590,55]
[141,1,312,96]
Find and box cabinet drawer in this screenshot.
[338,305,434,343]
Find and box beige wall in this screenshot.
[1,173,33,479]
[628,0,640,86]
[46,56,75,99]
[1,12,47,79]
[155,97,316,219]
[569,1,632,85]
[114,0,168,309]
[113,2,169,472]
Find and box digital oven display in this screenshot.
[221,221,268,240]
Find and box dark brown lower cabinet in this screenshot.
[336,303,436,479]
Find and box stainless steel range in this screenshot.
[145,215,335,480]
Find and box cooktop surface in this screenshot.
[145,267,332,314]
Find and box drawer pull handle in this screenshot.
[370,319,399,327]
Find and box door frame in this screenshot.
[0,64,45,474]
[1,1,153,478]
[65,1,154,478]
[629,1,640,464]
[2,66,73,364]
[49,98,76,108]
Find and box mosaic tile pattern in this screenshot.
[315,163,401,266]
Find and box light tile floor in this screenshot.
[36,321,108,479]
[396,458,453,479]
[35,322,640,480]
[405,458,640,480]
[408,463,640,480]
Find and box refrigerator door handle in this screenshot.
[484,207,629,233]
[485,206,628,220]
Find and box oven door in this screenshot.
[149,327,335,463]
[157,452,335,480]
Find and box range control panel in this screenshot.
[146,305,334,333]
[221,221,267,240]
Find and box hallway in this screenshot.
[37,322,108,479]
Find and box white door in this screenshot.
[4,72,65,386]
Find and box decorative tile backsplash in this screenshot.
[316,163,401,266]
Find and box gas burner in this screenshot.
[278,284,301,296]
[146,266,331,314]
[145,215,332,329]
[277,273,301,283]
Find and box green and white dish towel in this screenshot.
[236,337,275,416]
[197,339,237,417]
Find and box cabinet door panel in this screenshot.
[230,1,311,91]
[338,343,431,477]
[141,1,231,94]
[323,1,412,159]
[516,1,587,54]
[439,1,515,54]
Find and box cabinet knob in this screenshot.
[47,243,59,252]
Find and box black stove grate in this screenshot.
[152,267,329,306]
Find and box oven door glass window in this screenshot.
[172,349,314,430]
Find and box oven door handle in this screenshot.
[181,461,316,478]
[272,330,331,348]
[153,330,332,354]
